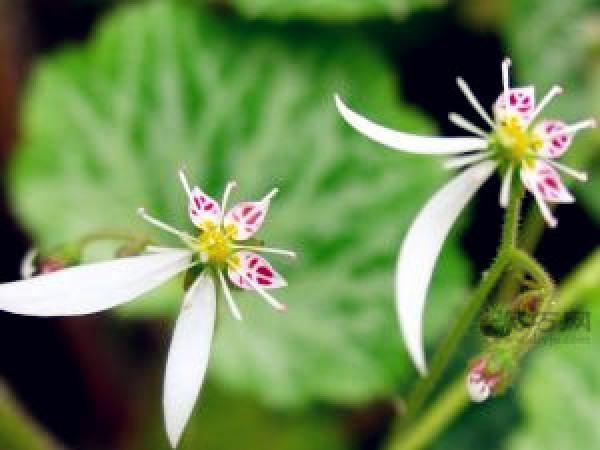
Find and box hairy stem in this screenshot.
[387,247,600,450]
[402,183,524,420]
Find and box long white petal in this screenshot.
[396,160,497,375]
[0,249,192,316]
[163,272,216,448]
[334,94,488,154]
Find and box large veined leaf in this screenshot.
[9,1,471,407]
[207,0,444,23]
[504,0,600,221]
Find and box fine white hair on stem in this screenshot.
[501,57,511,106]
[396,160,497,375]
[217,270,242,321]
[544,160,588,182]
[443,151,492,170]
[138,208,195,245]
[448,113,488,137]
[456,77,496,129]
[232,245,297,260]
[528,85,562,125]
[231,264,287,311]
[499,164,514,208]
[334,94,489,154]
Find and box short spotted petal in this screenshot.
[494,86,535,123]
[224,190,276,241]
[521,160,574,204]
[228,251,286,290]
[533,120,572,159]
[188,187,221,228]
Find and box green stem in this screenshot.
[77,229,145,247]
[386,116,600,450]
[388,377,469,450]
[509,249,554,293]
[403,183,524,419]
[386,246,600,450]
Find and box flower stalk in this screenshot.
[404,181,525,419]
[385,248,600,450]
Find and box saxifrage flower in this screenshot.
[0,170,295,447]
[335,58,596,375]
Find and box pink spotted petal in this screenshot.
[224,190,275,240]
[521,161,574,204]
[533,120,572,159]
[494,86,535,123]
[188,187,221,228]
[228,252,286,290]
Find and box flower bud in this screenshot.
[20,244,81,279]
[515,292,541,327]
[480,304,513,337]
[466,358,502,403]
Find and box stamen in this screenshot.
[217,270,242,321]
[20,248,38,279]
[230,264,286,311]
[456,77,496,129]
[146,245,179,253]
[443,151,492,170]
[548,119,597,138]
[528,85,562,125]
[220,181,237,220]
[532,193,557,228]
[448,113,488,137]
[544,159,588,182]
[137,208,195,244]
[501,57,511,106]
[232,245,297,260]
[262,187,279,203]
[178,167,193,198]
[499,164,514,208]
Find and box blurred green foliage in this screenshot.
[205,0,444,22]
[506,271,600,450]
[0,382,63,450]
[131,382,347,450]
[9,1,471,408]
[4,0,600,448]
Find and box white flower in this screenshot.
[334,58,596,375]
[0,170,294,447]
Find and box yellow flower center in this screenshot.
[197,221,237,265]
[496,115,543,162]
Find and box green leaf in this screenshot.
[10,1,471,407]
[504,0,600,221]
[208,0,444,23]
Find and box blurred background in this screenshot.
[0,0,598,449]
